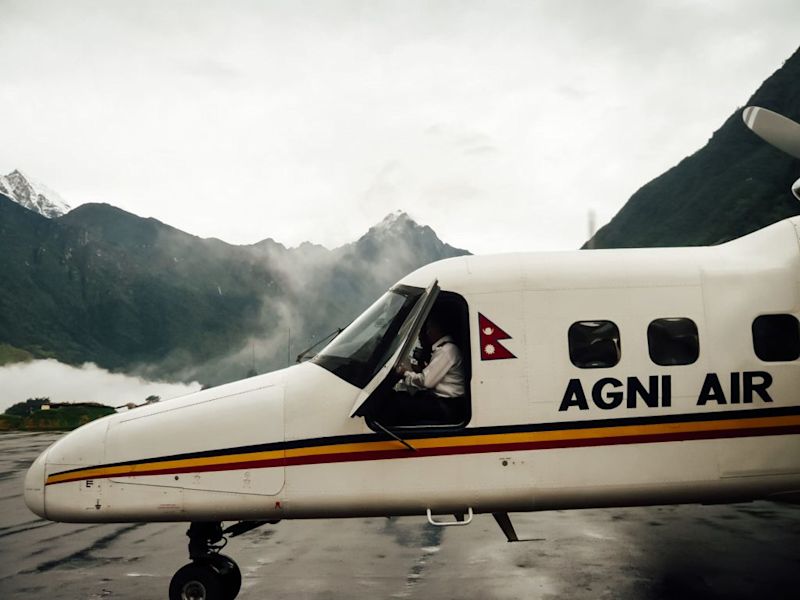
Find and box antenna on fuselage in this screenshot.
[586,209,597,249]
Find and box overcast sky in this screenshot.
[0,1,798,254]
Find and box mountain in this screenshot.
[0,170,71,218]
[0,196,468,385]
[588,47,800,249]
[14,50,797,383]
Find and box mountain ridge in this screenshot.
[0,193,468,385]
[587,46,800,249]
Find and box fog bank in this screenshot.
[0,360,201,412]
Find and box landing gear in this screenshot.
[168,555,241,600]
[169,562,223,600]
[206,554,241,599]
[169,521,273,599]
[169,522,242,600]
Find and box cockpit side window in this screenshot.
[312,285,424,388]
[367,291,472,430]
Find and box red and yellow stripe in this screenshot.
[45,410,800,486]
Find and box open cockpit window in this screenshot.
[362,291,472,430]
[348,279,440,417]
[311,284,424,389]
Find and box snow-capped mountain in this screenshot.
[0,169,71,218]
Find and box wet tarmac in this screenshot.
[1,432,799,599]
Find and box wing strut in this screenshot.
[492,512,519,542]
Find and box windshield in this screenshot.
[311,285,423,388]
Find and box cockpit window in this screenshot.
[311,285,424,388]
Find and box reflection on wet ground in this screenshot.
[1,432,798,599]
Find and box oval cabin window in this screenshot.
[647,318,699,366]
[568,321,621,369]
[752,314,800,362]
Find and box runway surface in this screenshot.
[1,432,799,599]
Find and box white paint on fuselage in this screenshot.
[30,217,800,523]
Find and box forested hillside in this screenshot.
[0,199,466,385]
[589,47,800,248]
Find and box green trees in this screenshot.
[4,398,50,416]
[589,47,800,249]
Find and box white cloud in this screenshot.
[0,360,201,413]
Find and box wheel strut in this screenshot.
[187,521,224,560]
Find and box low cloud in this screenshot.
[0,360,201,412]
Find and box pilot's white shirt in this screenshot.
[401,335,465,398]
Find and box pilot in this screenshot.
[392,308,466,423]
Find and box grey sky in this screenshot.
[1,1,798,254]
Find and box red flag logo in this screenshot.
[478,313,516,360]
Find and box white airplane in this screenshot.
[24,106,800,600]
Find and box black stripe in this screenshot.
[49,405,800,478]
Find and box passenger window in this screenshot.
[752,314,800,361]
[568,321,621,368]
[648,318,699,366]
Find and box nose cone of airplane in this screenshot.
[24,449,48,519]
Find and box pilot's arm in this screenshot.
[401,344,458,391]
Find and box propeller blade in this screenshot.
[743,106,800,160]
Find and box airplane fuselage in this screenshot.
[24,216,800,523]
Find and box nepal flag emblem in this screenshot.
[478,313,516,361]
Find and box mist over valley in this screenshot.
[0,194,467,398]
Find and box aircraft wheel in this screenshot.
[169,562,223,600]
[206,554,242,600]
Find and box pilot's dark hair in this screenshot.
[426,305,455,334]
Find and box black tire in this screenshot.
[207,554,242,600]
[169,562,223,600]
